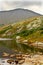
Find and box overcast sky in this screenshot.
[0,0,43,15]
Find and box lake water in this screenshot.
[0,38,12,40]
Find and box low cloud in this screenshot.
[0,0,43,14]
[0,1,42,10]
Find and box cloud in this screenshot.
[0,1,42,10]
[0,0,43,14]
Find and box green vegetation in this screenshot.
[0,16,43,53]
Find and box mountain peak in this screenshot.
[0,8,41,24]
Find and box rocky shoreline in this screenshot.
[0,53,43,65]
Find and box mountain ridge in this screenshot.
[0,8,42,15]
[0,8,42,24]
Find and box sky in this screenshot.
[0,0,43,15]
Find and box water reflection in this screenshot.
[0,38,12,40]
[0,38,30,58]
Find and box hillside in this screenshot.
[0,8,41,24]
[0,16,43,54]
[0,16,43,41]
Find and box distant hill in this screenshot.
[0,8,41,24]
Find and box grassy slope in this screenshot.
[0,16,43,42]
[0,16,43,53]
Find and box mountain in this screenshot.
[0,16,43,41]
[0,8,41,24]
[0,16,43,54]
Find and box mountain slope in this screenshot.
[0,16,43,54]
[0,8,41,24]
[0,16,43,42]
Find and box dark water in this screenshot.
[0,39,28,58]
[0,40,18,58]
[0,39,43,58]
